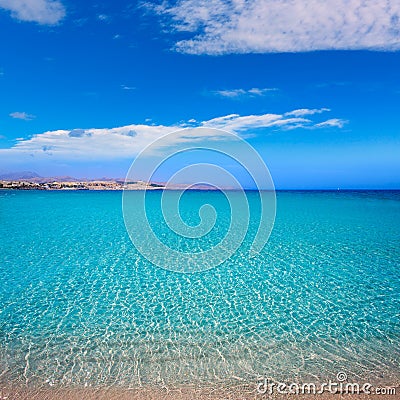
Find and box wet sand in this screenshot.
[1,384,398,400]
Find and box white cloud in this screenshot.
[0,125,167,161]
[121,85,135,90]
[154,0,400,54]
[0,109,346,161]
[0,0,65,25]
[315,118,348,128]
[213,87,278,98]
[97,14,109,21]
[10,111,36,121]
[285,108,330,117]
[201,113,307,131]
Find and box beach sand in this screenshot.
[1,384,399,400]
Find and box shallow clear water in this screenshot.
[0,190,399,388]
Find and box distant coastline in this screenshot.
[1,180,398,191]
[0,171,229,191]
[0,179,165,191]
[1,173,397,192]
[0,176,224,191]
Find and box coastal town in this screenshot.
[0,179,165,191]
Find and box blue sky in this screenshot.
[0,0,399,189]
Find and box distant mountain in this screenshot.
[0,171,41,180]
[0,171,84,182]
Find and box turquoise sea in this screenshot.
[0,190,399,388]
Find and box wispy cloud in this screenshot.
[153,0,400,54]
[285,108,331,117]
[315,119,348,129]
[121,85,135,90]
[0,109,346,161]
[201,113,300,131]
[0,0,66,25]
[10,111,36,121]
[97,14,109,21]
[213,87,278,98]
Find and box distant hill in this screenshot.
[0,171,41,180]
[0,171,83,182]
